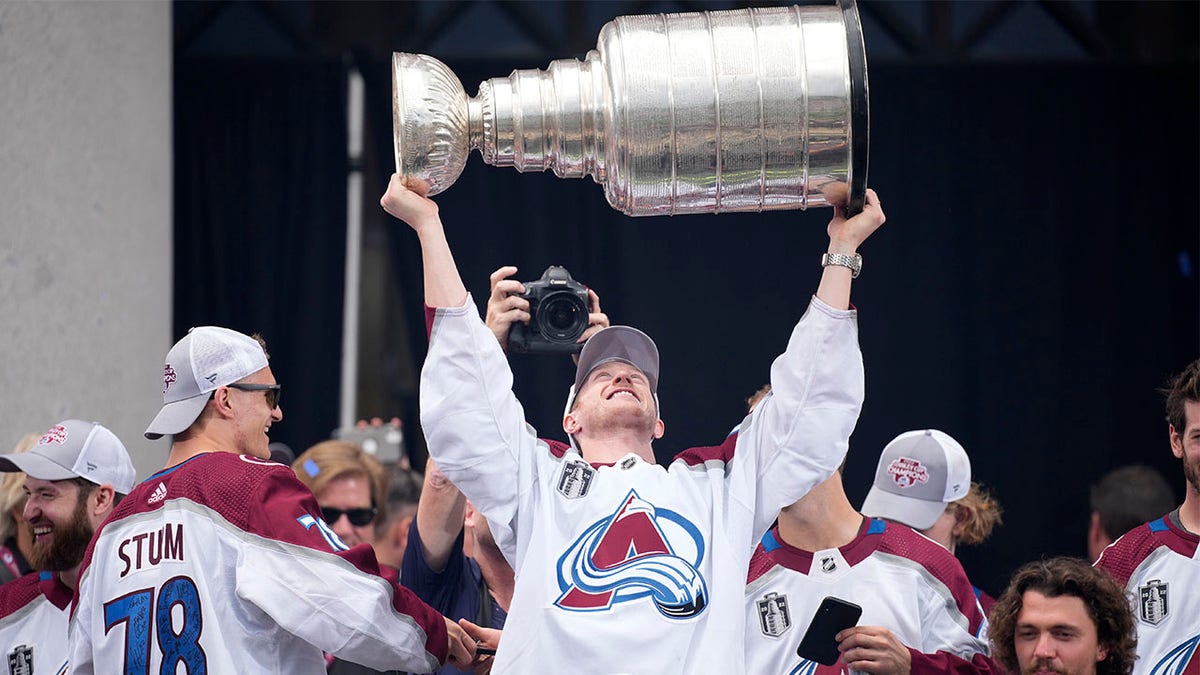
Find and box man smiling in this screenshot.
[1096,359,1200,675]
[68,326,472,673]
[382,174,886,672]
[0,419,135,673]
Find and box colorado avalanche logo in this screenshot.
[555,490,708,619]
[887,457,929,488]
[1147,634,1199,675]
[38,425,68,446]
[163,364,178,394]
[789,661,850,675]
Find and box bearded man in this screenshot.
[0,419,135,673]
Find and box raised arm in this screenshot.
[414,457,468,573]
[816,188,885,310]
[739,188,887,536]
[381,174,467,309]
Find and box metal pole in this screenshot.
[339,66,365,431]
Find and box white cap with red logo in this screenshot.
[145,326,268,440]
[0,420,136,494]
[860,429,972,531]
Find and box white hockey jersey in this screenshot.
[0,571,71,674]
[1095,510,1200,675]
[69,452,449,674]
[422,295,863,674]
[744,519,998,674]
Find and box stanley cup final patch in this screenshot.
[757,592,792,638]
[557,458,595,499]
[1138,579,1169,625]
[7,644,32,675]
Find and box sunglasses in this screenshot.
[321,506,377,527]
[227,383,282,409]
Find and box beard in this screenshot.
[29,495,94,571]
[1184,451,1200,498]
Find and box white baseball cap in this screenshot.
[0,420,136,494]
[860,429,971,530]
[145,326,269,440]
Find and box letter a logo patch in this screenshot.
[554,489,708,619]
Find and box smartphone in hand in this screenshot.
[796,596,863,666]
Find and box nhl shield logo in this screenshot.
[757,592,792,638]
[1138,579,1168,625]
[7,644,33,675]
[557,459,595,499]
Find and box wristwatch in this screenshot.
[821,252,862,278]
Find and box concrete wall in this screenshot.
[0,1,172,482]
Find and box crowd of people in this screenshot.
[0,176,1193,673]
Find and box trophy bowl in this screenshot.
[392,53,470,196]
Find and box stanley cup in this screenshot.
[392,1,868,217]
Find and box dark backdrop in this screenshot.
[177,57,1198,596]
[174,60,348,459]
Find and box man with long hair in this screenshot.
[989,557,1135,675]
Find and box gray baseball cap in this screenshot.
[0,420,136,494]
[860,429,972,531]
[145,326,269,440]
[570,325,659,403]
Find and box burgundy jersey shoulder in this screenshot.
[115,453,308,528]
[80,453,318,585]
[746,528,801,584]
[672,431,739,468]
[0,572,42,620]
[877,521,986,630]
[91,452,332,558]
[543,438,570,459]
[1094,515,1196,586]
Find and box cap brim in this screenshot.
[573,326,659,395]
[0,452,80,482]
[860,486,947,531]
[145,394,211,440]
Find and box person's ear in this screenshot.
[563,412,582,435]
[396,514,414,546]
[1169,424,1185,459]
[652,419,665,440]
[213,387,237,419]
[951,505,968,537]
[91,485,116,520]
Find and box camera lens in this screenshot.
[536,292,589,342]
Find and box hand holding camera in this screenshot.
[486,265,607,355]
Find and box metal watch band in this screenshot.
[821,252,862,278]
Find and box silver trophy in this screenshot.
[392,1,868,217]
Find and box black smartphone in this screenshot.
[796,596,863,666]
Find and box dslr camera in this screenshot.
[508,265,590,354]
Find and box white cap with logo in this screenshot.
[860,429,971,531]
[0,420,136,494]
[145,326,268,440]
